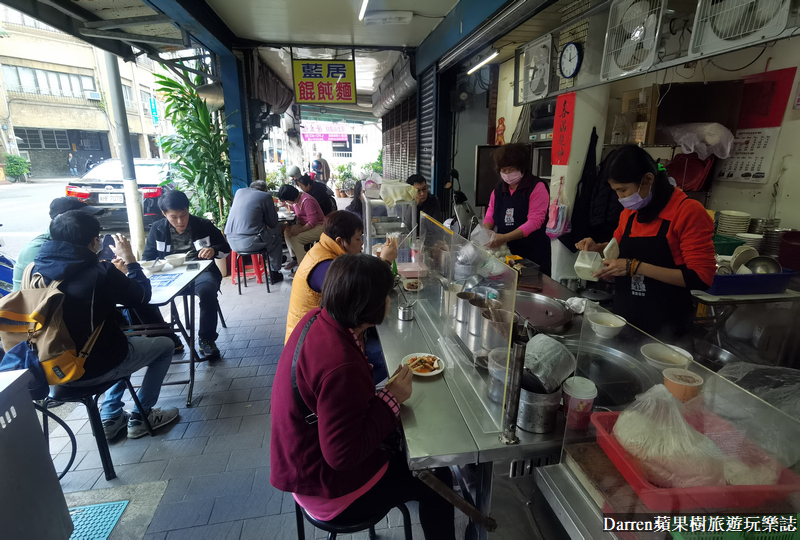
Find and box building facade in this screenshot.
[0,7,172,177]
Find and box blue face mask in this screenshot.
[619,184,652,210]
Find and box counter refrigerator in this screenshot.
[536,303,800,540]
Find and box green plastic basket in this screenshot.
[714,233,746,256]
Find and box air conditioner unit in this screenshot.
[600,0,667,81]
[689,0,790,57]
[84,91,102,101]
[517,34,553,104]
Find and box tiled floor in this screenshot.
[47,270,463,539]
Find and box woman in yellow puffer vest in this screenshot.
[285,211,398,343]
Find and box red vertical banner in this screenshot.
[551,92,576,166]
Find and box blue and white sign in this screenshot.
[149,97,159,126]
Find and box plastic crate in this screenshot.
[590,411,800,511]
[706,269,796,296]
[714,234,746,256]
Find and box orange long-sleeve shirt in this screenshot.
[613,188,716,290]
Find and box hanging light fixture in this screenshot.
[467,49,499,75]
[358,0,369,21]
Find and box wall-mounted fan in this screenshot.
[601,0,666,81]
[689,0,790,57]
[450,74,474,112]
[518,34,552,104]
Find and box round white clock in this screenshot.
[559,42,582,79]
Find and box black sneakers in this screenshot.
[270,271,284,283]
[199,339,220,359]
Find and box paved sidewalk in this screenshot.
[47,269,467,539]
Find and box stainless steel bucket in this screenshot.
[480,308,518,344]
[517,388,561,433]
[455,292,475,323]
[398,304,415,321]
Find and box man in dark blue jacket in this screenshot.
[140,190,230,359]
[33,210,178,440]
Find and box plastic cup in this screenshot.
[663,368,704,403]
[562,376,597,430]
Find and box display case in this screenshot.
[557,303,800,532]
[361,193,416,254]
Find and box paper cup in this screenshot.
[562,376,597,430]
[663,368,704,403]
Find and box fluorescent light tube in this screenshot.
[358,0,369,21]
[467,50,498,75]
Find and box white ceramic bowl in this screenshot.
[165,253,187,267]
[586,312,627,339]
[138,259,165,274]
[641,343,692,371]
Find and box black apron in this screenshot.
[614,204,693,340]
[492,174,551,276]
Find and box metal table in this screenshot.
[124,259,213,406]
[377,273,575,539]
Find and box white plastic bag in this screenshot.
[470,225,496,248]
[613,385,725,488]
[665,123,734,160]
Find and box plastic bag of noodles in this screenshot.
[613,384,725,488]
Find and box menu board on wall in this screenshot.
[714,127,780,184]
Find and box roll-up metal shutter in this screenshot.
[417,66,436,184]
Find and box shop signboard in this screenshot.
[300,120,351,142]
[714,127,780,184]
[149,97,159,126]
[292,59,357,105]
[551,92,575,166]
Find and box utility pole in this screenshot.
[103,51,145,256]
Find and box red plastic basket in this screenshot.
[591,411,800,511]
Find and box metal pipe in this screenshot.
[103,50,145,256]
[500,326,528,445]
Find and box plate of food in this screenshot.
[403,279,424,292]
[402,353,445,377]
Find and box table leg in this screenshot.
[187,281,197,407]
[467,463,494,540]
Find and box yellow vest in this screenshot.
[285,233,346,343]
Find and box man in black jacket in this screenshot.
[140,190,230,359]
[33,211,178,440]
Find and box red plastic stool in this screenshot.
[231,250,271,295]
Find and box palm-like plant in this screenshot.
[155,72,233,226]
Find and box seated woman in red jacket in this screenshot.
[270,254,456,539]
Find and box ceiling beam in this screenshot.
[83,14,174,30]
[79,28,188,48]
[3,0,139,60]
[140,0,240,55]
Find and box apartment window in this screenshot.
[1,65,94,97]
[354,134,368,144]
[0,6,58,32]
[122,84,135,110]
[17,128,70,150]
[141,89,153,116]
[78,131,102,151]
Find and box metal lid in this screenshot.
[515,292,573,332]
[563,376,597,400]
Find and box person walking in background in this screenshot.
[312,152,331,183]
[277,184,324,270]
[224,180,284,284]
[68,153,79,177]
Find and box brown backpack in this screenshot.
[0,263,104,385]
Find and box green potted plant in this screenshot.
[5,154,30,183]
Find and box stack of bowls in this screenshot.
[735,233,764,250]
[748,217,780,235]
[764,228,794,257]
[717,210,751,237]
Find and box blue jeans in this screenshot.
[67,336,174,421]
[69,167,78,176]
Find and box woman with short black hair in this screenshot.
[271,254,456,539]
[482,143,551,275]
[296,174,336,215]
[277,183,325,268]
[576,145,716,338]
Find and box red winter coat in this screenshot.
[270,307,396,498]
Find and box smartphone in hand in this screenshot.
[98,234,116,261]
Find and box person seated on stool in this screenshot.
[277,184,324,270]
[295,173,336,216]
[32,210,178,440]
[272,254,456,539]
[224,180,284,284]
[135,190,230,360]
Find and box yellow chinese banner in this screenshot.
[292,59,357,105]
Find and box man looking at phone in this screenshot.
[12,197,104,292]
[136,190,230,359]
